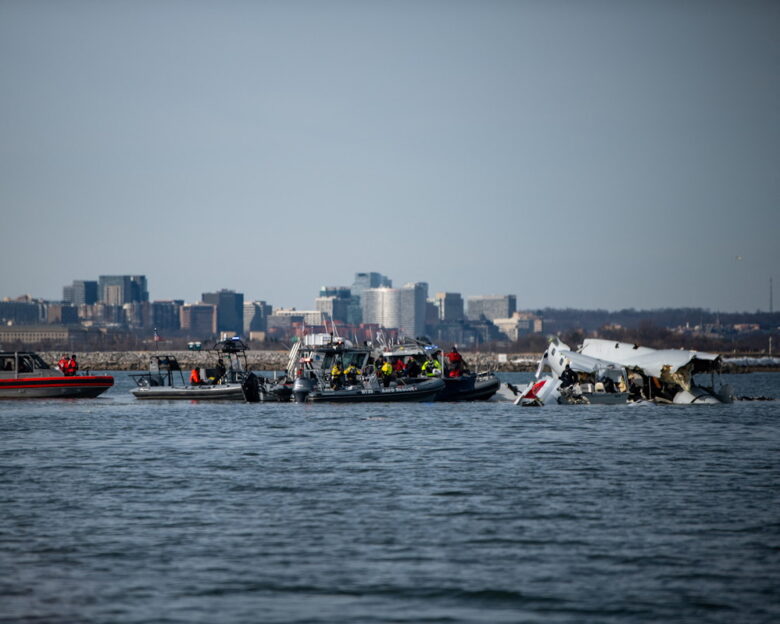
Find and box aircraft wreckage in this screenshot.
[514,338,734,406]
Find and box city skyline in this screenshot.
[2,269,779,315]
[1,2,778,313]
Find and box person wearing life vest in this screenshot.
[190,367,203,385]
[58,354,70,374]
[380,360,393,387]
[445,346,464,377]
[344,364,361,386]
[63,354,79,376]
[330,361,344,389]
[421,358,442,377]
[392,357,405,378]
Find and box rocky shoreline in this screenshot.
[39,351,542,372]
[36,351,779,374]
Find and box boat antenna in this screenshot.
[329,313,340,339]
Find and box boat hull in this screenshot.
[436,373,501,401]
[0,375,114,399]
[306,379,445,403]
[131,384,245,400]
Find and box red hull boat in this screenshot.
[0,352,114,399]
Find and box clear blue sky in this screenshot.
[1,1,777,312]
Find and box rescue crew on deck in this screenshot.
[344,363,361,386]
[422,357,442,377]
[559,363,578,389]
[63,354,79,376]
[330,361,344,389]
[444,346,464,378]
[190,367,203,385]
[380,360,394,387]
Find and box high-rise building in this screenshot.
[151,300,183,331]
[315,296,350,324]
[351,272,392,297]
[0,299,43,325]
[122,302,149,329]
[350,272,393,324]
[350,273,391,325]
[363,282,428,339]
[492,312,544,340]
[98,275,148,305]
[270,309,324,326]
[466,295,516,321]
[44,302,79,325]
[63,280,98,305]
[180,304,217,336]
[202,290,244,334]
[434,292,464,322]
[244,301,272,332]
[316,286,355,324]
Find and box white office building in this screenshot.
[363,282,428,338]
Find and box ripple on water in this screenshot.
[0,372,779,623]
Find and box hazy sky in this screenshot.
[1,1,777,312]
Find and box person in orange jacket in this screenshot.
[190,367,204,385]
[63,354,79,376]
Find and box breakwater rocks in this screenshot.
[39,351,542,372]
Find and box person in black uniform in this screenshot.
[559,364,578,388]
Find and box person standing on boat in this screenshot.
[380,360,394,387]
[330,361,344,389]
[63,355,79,376]
[392,357,405,378]
[445,346,464,377]
[58,354,69,374]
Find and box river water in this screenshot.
[1,372,779,623]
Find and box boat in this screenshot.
[0,351,114,399]
[130,337,263,401]
[379,339,501,401]
[514,338,629,406]
[287,334,445,403]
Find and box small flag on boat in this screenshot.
[154,328,162,342]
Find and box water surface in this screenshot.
[1,373,779,623]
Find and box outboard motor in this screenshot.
[293,376,313,403]
[241,372,261,403]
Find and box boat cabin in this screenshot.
[0,352,54,377]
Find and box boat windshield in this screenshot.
[30,353,50,369]
[316,350,368,371]
[0,353,50,371]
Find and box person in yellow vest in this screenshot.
[330,361,344,389]
[380,360,393,388]
[421,358,442,377]
[344,363,361,386]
